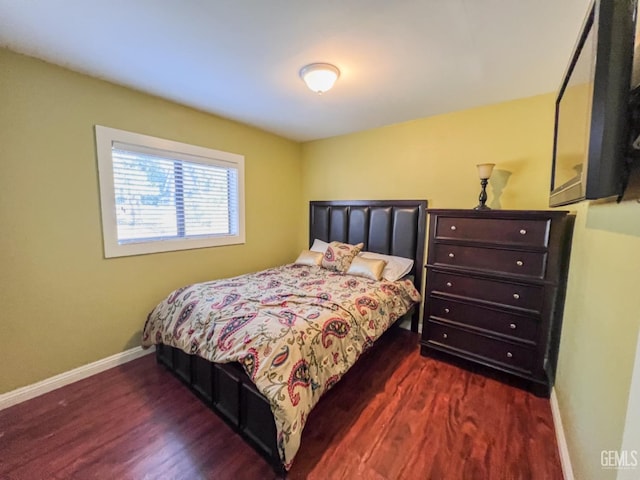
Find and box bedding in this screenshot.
[309,238,415,282]
[346,256,387,281]
[294,249,324,266]
[142,263,420,469]
[320,241,363,273]
[360,251,414,282]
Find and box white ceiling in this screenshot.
[0,0,590,142]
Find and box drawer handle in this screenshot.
[444,308,450,313]
[450,225,457,231]
[446,282,453,287]
[513,293,520,300]
[448,253,455,258]
[520,229,527,235]
[506,352,513,358]
[442,333,448,339]
[510,323,517,329]
[516,260,523,266]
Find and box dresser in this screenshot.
[420,209,575,396]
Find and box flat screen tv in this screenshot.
[550,0,638,207]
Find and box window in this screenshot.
[95,125,245,258]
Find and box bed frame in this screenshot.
[156,199,427,473]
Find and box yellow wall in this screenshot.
[0,48,302,393]
[556,200,640,480]
[302,93,554,215]
[301,95,640,480]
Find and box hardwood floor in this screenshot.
[0,330,563,479]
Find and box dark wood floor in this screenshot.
[0,330,563,479]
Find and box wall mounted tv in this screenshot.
[550,0,638,207]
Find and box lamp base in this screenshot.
[474,178,490,210]
[474,204,491,211]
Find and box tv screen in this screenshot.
[550,0,637,207]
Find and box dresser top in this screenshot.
[427,209,571,219]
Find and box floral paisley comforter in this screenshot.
[141,263,420,469]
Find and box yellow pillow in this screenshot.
[294,250,324,266]
[346,256,388,281]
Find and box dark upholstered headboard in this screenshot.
[309,199,428,300]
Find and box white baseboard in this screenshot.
[551,387,575,480]
[0,345,155,411]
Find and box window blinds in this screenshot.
[111,142,239,244]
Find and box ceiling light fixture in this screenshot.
[299,63,340,94]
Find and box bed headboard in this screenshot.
[309,200,428,297]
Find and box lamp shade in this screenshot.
[476,163,495,179]
[299,63,340,94]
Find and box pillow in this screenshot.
[346,256,387,281]
[359,251,414,282]
[294,250,324,266]
[321,241,364,273]
[310,238,329,254]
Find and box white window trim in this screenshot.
[95,125,245,258]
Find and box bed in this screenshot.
[142,199,427,473]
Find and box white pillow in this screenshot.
[310,238,329,254]
[359,251,414,282]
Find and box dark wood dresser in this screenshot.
[420,209,575,396]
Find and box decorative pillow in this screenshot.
[346,256,388,281]
[294,250,324,266]
[359,251,414,282]
[310,238,329,254]
[321,241,364,273]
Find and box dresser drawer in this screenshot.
[429,271,544,312]
[432,244,547,279]
[435,216,550,247]
[426,321,535,373]
[428,296,538,343]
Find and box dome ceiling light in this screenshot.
[299,63,340,94]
